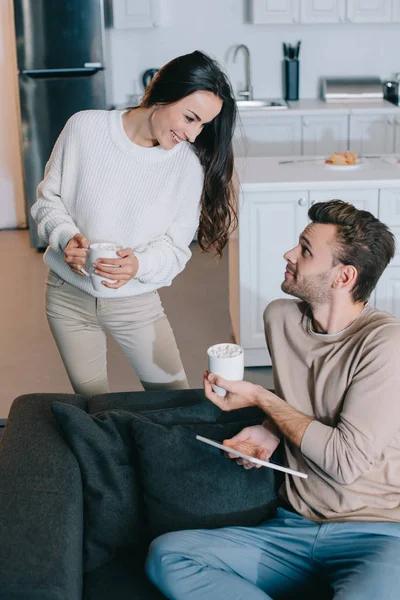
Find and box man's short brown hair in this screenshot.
[308,200,395,303]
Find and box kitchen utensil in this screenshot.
[283,58,299,101]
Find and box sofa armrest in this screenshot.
[0,394,87,600]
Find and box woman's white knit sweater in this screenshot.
[31,109,204,298]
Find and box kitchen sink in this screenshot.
[236,99,288,110]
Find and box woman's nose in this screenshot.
[186,123,202,143]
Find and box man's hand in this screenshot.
[64,233,90,275]
[223,422,281,470]
[94,248,139,289]
[203,371,261,411]
[204,371,313,449]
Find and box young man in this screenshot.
[146,200,400,600]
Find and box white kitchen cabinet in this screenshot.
[375,269,400,317]
[375,189,400,317]
[378,189,400,267]
[346,0,392,22]
[112,0,162,28]
[392,0,400,22]
[302,115,349,155]
[394,117,400,153]
[249,0,300,23]
[349,114,395,155]
[233,191,309,366]
[309,189,379,215]
[235,116,302,157]
[300,0,346,23]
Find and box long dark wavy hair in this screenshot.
[140,50,238,257]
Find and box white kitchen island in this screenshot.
[230,155,400,366]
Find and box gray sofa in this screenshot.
[0,390,283,600]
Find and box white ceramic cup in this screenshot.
[85,243,123,292]
[207,343,244,397]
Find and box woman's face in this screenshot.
[150,91,223,149]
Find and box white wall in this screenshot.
[108,0,400,106]
[0,0,25,229]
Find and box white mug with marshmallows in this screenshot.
[82,243,123,292]
[207,343,244,397]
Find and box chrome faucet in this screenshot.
[233,44,253,101]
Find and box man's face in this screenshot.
[281,223,340,304]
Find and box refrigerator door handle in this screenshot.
[20,67,104,78]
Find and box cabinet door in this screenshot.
[112,0,161,28]
[239,191,309,365]
[302,115,349,155]
[250,0,300,23]
[235,116,302,157]
[346,0,392,22]
[393,0,400,22]
[378,189,400,267]
[349,114,395,154]
[300,0,346,23]
[395,118,400,153]
[375,269,400,318]
[375,189,400,317]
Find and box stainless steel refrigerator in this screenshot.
[14,0,107,248]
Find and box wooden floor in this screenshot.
[0,230,273,419]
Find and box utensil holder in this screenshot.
[283,59,299,101]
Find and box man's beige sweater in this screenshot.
[264,299,400,522]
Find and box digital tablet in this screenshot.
[196,435,308,479]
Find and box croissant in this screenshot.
[325,151,357,166]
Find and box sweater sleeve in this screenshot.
[133,157,204,285]
[301,326,400,485]
[31,118,80,251]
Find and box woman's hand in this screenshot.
[223,423,281,470]
[203,370,261,411]
[64,234,90,275]
[94,248,139,289]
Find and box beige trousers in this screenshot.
[45,271,188,396]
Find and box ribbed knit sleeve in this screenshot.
[301,325,400,485]
[134,160,203,284]
[31,118,80,250]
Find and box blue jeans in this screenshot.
[146,508,400,600]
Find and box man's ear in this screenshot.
[333,265,358,290]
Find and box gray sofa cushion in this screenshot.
[84,550,165,600]
[51,393,280,577]
[87,389,207,416]
[51,404,141,573]
[131,416,280,541]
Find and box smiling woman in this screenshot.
[138,50,238,256]
[31,50,238,397]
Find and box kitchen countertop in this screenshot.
[237,154,400,191]
[238,98,400,117]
